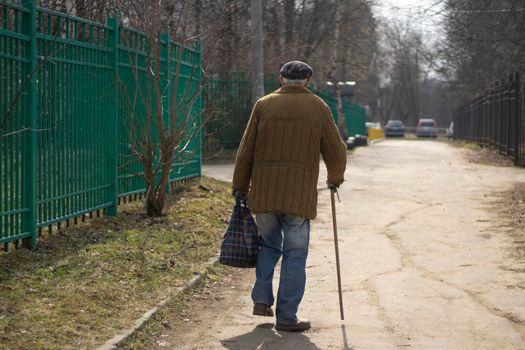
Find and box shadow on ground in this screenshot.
[221,323,323,350]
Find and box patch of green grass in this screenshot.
[0,176,232,350]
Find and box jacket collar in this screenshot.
[276,85,312,94]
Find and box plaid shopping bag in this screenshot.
[219,198,259,268]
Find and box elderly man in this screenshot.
[232,61,347,332]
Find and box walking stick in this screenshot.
[330,187,345,320]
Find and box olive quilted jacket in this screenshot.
[232,85,347,219]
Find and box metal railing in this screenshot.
[454,72,524,167]
[0,1,202,249]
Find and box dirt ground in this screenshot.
[155,140,524,349]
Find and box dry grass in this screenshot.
[446,140,516,167]
[448,139,482,150]
[0,176,232,350]
[496,183,525,273]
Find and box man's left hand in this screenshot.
[232,189,248,200]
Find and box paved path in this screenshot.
[185,140,525,349]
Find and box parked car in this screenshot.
[416,118,438,138]
[384,120,406,137]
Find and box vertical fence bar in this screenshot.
[503,74,510,156]
[495,81,500,152]
[509,73,518,162]
[518,75,524,166]
[161,32,171,193]
[196,42,203,177]
[492,83,496,148]
[106,17,119,216]
[500,82,504,152]
[514,74,525,166]
[21,0,37,249]
[481,92,487,147]
[492,85,496,148]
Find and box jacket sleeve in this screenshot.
[320,103,347,186]
[232,100,261,193]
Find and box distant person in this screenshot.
[232,61,347,332]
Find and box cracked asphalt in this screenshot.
[179,140,525,349]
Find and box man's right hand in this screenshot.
[326,181,339,191]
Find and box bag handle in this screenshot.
[235,197,248,209]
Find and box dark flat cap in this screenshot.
[280,60,313,79]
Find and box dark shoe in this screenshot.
[275,318,311,332]
[253,303,274,317]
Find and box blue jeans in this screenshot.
[251,213,310,323]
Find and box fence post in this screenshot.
[21,0,37,249]
[106,17,119,216]
[521,79,524,165]
[161,33,171,194]
[516,72,522,166]
[512,72,519,164]
[196,42,203,178]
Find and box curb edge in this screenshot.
[96,255,219,350]
[369,137,385,144]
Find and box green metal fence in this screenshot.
[203,73,252,150]
[314,89,367,136]
[204,74,366,151]
[0,1,202,250]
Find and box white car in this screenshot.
[416,118,438,138]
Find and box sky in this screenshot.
[373,0,446,43]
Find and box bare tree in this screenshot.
[440,0,525,99]
[377,21,426,125]
[117,0,203,217]
[327,0,347,138]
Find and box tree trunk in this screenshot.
[194,0,202,36]
[75,0,86,18]
[284,0,294,47]
[333,0,347,139]
[145,186,166,217]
